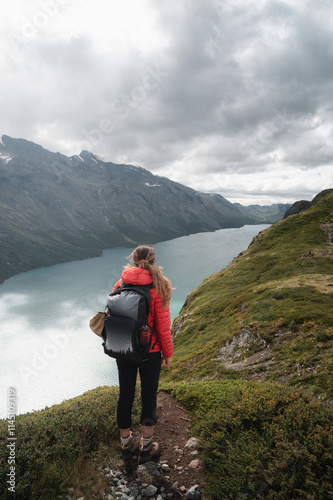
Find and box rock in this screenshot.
[185,437,199,449]
[171,481,179,490]
[189,459,200,469]
[137,462,163,487]
[174,448,184,455]
[186,485,201,499]
[117,486,131,494]
[145,484,158,497]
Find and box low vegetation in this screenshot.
[1,381,332,499]
[164,380,333,499]
[0,386,141,499]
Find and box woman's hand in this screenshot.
[161,356,172,369]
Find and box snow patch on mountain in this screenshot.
[0,153,12,163]
[145,182,162,187]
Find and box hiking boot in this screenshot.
[121,433,139,461]
[139,437,161,464]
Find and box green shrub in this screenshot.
[0,386,141,500]
[164,380,333,500]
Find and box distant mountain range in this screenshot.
[0,135,291,282]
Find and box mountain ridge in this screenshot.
[0,135,290,283]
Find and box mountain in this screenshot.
[283,199,311,218]
[235,202,290,223]
[169,189,333,399]
[284,188,333,218]
[0,135,288,283]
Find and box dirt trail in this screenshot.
[123,391,207,494]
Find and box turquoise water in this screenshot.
[0,225,269,418]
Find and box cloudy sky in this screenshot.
[1,0,333,205]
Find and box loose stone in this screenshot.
[185,437,199,449]
[186,484,201,500]
[145,484,158,497]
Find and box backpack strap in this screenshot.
[148,325,160,349]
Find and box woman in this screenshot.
[113,244,173,463]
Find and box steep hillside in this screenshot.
[168,191,333,399]
[0,135,285,283]
[283,188,333,219]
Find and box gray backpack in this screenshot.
[102,283,158,363]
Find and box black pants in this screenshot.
[116,352,161,429]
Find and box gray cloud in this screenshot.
[0,0,332,204]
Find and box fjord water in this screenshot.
[0,225,269,418]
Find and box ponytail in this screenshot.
[126,245,172,307]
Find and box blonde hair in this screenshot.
[126,245,172,307]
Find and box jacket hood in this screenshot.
[121,267,153,286]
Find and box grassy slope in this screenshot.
[0,387,139,500]
[166,192,333,399]
[1,192,333,499]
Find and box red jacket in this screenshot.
[113,267,173,358]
